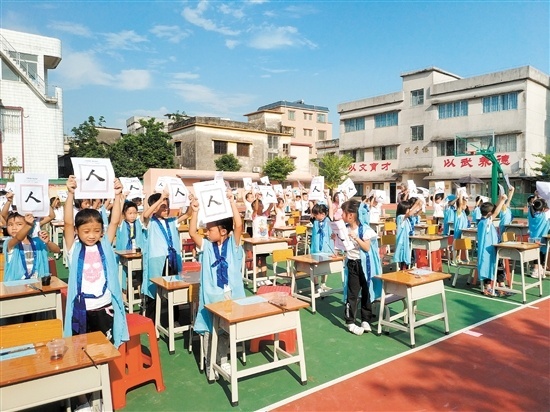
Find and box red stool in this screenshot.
[110,314,165,410]
[249,285,297,354]
[415,249,443,272]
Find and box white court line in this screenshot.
[258,295,549,412]
[444,287,539,308]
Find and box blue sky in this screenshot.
[2,0,549,137]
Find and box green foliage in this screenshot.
[262,156,296,183]
[68,116,108,158]
[215,153,241,172]
[3,156,22,180]
[532,153,550,181]
[109,118,175,178]
[311,153,354,190]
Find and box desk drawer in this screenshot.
[1,293,57,318]
[230,312,299,341]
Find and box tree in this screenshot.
[532,153,550,181]
[68,116,108,158]
[262,156,296,183]
[311,153,354,191]
[109,118,175,178]
[215,153,241,172]
[3,156,22,180]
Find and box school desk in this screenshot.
[206,294,308,406]
[409,235,446,270]
[150,271,200,354]
[375,270,450,348]
[0,276,67,322]
[288,253,344,313]
[273,226,297,239]
[0,331,119,411]
[492,242,543,304]
[544,234,550,275]
[503,223,529,241]
[242,237,290,293]
[115,249,142,314]
[50,220,64,261]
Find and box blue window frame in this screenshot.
[482,92,518,113]
[344,117,365,132]
[374,112,398,128]
[438,101,468,119]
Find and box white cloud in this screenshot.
[225,39,239,49]
[48,21,92,37]
[56,51,150,91]
[249,25,317,50]
[218,3,244,19]
[262,67,295,74]
[150,25,190,44]
[102,30,149,50]
[182,0,240,36]
[169,81,255,113]
[173,72,200,80]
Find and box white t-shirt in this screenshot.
[433,202,444,218]
[252,215,270,238]
[346,225,377,260]
[369,204,382,223]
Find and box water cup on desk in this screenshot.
[41,274,51,286]
[46,339,66,361]
[273,292,288,307]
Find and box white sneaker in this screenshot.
[361,321,372,333]
[347,324,364,336]
[316,287,324,295]
[321,283,332,292]
[264,279,273,286]
[530,269,540,279]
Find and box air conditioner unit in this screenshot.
[252,166,261,173]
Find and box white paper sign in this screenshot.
[120,177,144,200]
[329,220,354,251]
[535,182,550,203]
[214,171,224,182]
[243,177,253,191]
[498,184,505,197]
[457,187,468,198]
[71,158,115,200]
[258,185,278,204]
[504,174,512,190]
[4,183,15,206]
[374,190,387,204]
[155,176,170,193]
[338,178,357,199]
[273,184,283,197]
[416,187,430,197]
[57,190,68,202]
[14,173,49,217]
[407,180,417,196]
[192,180,232,224]
[308,176,325,201]
[167,178,190,209]
[434,181,445,194]
[260,176,270,186]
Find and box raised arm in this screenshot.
[142,189,169,225]
[188,198,203,250]
[6,213,34,252]
[64,175,77,251]
[492,194,508,219]
[229,190,243,245]
[106,179,123,244]
[1,192,14,223]
[505,186,515,209]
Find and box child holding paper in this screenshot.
[189,189,245,375]
[528,198,550,278]
[340,199,381,336]
[116,200,145,295]
[451,193,470,265]
[251,198,274,283]
[393,199,422,270]
[498,186,515,241]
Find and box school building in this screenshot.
[334,66,549,203]
[0,28,64,178]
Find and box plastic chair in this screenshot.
[426,225,438,235]
[110,314,165,410]
[294,225,310,255]
[380,234,397,271]
[383,221,396,235]
[249,285,297,354]
[450,239,478,287]
[182,238,196,262]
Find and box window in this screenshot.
[303,113,312,121]
[318,130,327,141]
[268,135,278,149]
[8,51,38,81]
[237,143,250,157]
[411,125,424,141]
[303,129,312,137]
[213,140,227,155]
[288,110,295,121]
[344,117,365,132]
[411,89,424,106]
[317,113,326,123]
[0,108,22,134]
[282,143,289,155]
[268,153,277,161]
[495,134,517,152]
[483,92,518,113]
[373,146,397,160]
[342,150,359,162]
[374,112,398,128]
[174,141,182,156]
[438,101,468,119]
[436,140,455,157]
[1,60,19,81]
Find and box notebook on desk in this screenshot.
[310,253,333,262]
[409,268,434,276]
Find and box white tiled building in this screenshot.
[0,29,63,178]
[337,66,549,202]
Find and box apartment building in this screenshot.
[0,28,64,178]
[337,66,549,201]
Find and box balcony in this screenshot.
[315,139,340,150]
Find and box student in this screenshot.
[340,199,380,336]
[251,198,274,284]
[140,190,189,320]
[358,195,370,226]
[272,197,286,230]
[471,196,483,226]
[442,195,457,236]
[310,203,334,293]
[189,189,245,375]
[3,212,60,282]
[369,194,384,224]
[432,193,444,228]
[527,198,550,278]
[393,199,421,270]
[1,191,55,238]
[63,175,128,347]
[498,186,515,241]
[477,194,510,296]
[330,192,344,222]
[115,201,145,291]
[451,194,470,265]
[50,196,64,221]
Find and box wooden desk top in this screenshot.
[375,270,450,287]
[115,249,142,259]
[205,293,309,324]
[273,226,296,231]
[409,235,445,241]
[504,223,528,228]
[0,331,120,386]
[288,254,344,264]
[0,276,67,299]
[242,237,290,245]
[496,242,540,251]
[51,221,64,227]
[150,271,200,290]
